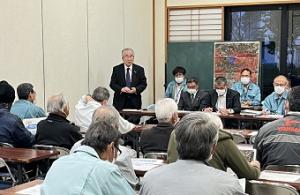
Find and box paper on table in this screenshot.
[259,171,300,183]
[248,131,258,136]
[238,178,246,192]
[241,109,262,115]
[256,114,283,119]
[122,109,139,111]
[17,184,41,195]
[23,117,46,135]
[131,158,165,171]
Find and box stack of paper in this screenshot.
[131,158,165,172]
[17,184,41,195]
[259,171,300,183]
[240,109,262,116]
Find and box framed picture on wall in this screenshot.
[214,41,261,87]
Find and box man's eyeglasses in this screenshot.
[114,145,122,156]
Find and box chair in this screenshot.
[32,144,70,159]
[144,152,167,160]
[0,142,13,148]
[265,165,300,174]
[232,133,247,144]
[249,135,256,144]
[245,180,299,195]
[32,145,70,177]
[139,104,156,125]
[0,158,16,189]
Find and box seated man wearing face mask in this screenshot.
[255,86,300,169]
[178,78,208,111]
[231,68,261,107]
[41,106,135,195]
[200,76,241,115]
[165,66,187,104]
[262,75,289,115]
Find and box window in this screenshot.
[225,4,300,98]
[168,8,223,42]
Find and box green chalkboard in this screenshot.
[167,42,214,91]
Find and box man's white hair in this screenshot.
[155,98,178,122]
[205,113,223,143]
[122,48,134,57]
[47,94,68,113]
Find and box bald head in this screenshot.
[273,75,289,95]
[91,106,119,129]
[274,75,288,85]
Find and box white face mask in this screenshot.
[274,86,285,95]
[240,77,250,85]
[175,77,184,84]
[187,89,197,95]
[216,89,226,96]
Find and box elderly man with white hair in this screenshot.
[140,98,178,154]
[35,94,82,149]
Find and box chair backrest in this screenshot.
[144,152,167,160]
[249,135,256,144]
[0,142,13,148]
[32,144,70,159]
[232,133,247,144]
[246,180,299,195]
[265,165,300,174]
[0,158,16,186]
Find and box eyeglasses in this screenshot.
[114,145,122,156]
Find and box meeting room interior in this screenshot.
[1,0,300,194]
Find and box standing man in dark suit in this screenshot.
[200,76,241,115]
[178,78,208,111]
[110,48,147,111]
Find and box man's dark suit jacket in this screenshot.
[200,88,241,113]
[35,113,82,149]
[178,90,208,111]
[110,63,147,110]
[140,122,174,154]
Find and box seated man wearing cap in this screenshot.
[0,81,35,147]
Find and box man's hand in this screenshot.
[121,87,131,93]
[85,94,93,103]
[249,160,260,169]
[129,87,137,94]
[261,109,269,115]
[203,107,213,112]
[219,108,230,115]
[241,101,251,107]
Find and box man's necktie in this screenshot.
[126,68,131,87]
[190,94,194,104]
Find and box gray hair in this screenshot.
[215,76,227,85]
[122,48,135,57]
[91,106,119,129]
[17,83,34,100]
[175,112,219,161]
[47,94,68,113]
[82,120,120,154]
[92,87,110,102]
[155,98,178,122]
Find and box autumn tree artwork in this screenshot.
[214,41,260,87]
